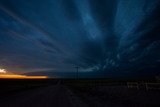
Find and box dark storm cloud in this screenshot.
[0,0,160,77]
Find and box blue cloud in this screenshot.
[0,0,160,77]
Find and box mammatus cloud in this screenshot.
[0,0,160,77]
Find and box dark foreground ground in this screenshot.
[0,79,160,107]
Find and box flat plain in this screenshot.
[0,79,160,107]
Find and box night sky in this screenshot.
[0,0,160,78]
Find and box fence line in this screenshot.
[127,82,160,90]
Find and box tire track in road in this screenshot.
[63,86,88,107]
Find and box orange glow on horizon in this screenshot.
[0,68,48,79]
[0,74,48,79]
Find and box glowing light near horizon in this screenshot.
[0,68,48,79]
[0,69,7,73]
[0,74,48,79]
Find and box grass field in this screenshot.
[0,78,160,107]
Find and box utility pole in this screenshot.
[74,66,79,79]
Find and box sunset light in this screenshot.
[0,74,48,79]
[0,69,7,73]
[0,68,48,79]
